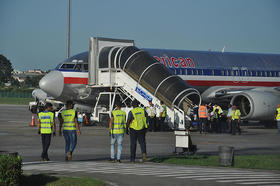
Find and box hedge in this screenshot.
[0,153,22,186]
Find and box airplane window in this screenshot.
[225,70,229,76]
[181,69,186,75]
[269,72,272,77]
[60,63,75,69]
[260,71,263,76]
[273,72,276,77]
[264,71,267,77]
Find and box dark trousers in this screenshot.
[199,118,208,133]
[231,120,241,135]
[41,134,51,159]
[227,119,232,133]
[213,118,221,133]
[130,128,146,161]
[156,117,165,131]
[148,117,156,132]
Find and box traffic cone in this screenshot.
[30,114,35,127]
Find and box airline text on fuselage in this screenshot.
[153,54,195,68]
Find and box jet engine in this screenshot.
[230,90,280,121]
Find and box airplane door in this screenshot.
[232,67,240,83]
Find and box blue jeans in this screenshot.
[63,130,77,157]
[111,133,124,160]
[277,121,280,134]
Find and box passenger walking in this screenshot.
[275,104,280,134]
[58,100,81,161]
[109,102,126,163]
[156,101,167,131]
[230,105,241,135]
[198,103,208,134]
[146,101,156,132]
[127,100,148,163]
[37,103,55,161]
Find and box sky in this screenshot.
[0,0,280,71]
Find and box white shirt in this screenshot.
[146,105,156,118]
[157,104,165,117]
[227,108,232,117]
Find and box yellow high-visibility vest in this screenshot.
[231,109,241,120]
[276,108,280,120]
[61,109,76,130]
[112,110,126,134]
[213,106,222,114]
[130,107,147,130]
[38,111,54,134]
[162,105,167,117]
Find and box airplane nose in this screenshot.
[39,70,64,98]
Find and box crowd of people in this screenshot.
[193,103,241,135]
[36,99,280,163]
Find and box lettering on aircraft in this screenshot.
[153,54,195,68]
[135,86,153,102]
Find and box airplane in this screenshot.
[37,44,280,123]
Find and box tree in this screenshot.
[24,75,43,88]
[0,55,13,83]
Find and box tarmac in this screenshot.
[1,104,280,186]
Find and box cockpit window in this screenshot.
[60,64,75,69]
[84,64,88,71]
[75,64,82,71]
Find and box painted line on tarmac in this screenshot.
[217,178,280,183]
[159,174,274,178]
[196,175,279,181]
[239,181,280,185]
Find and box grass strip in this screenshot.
[150,155,280,170]
[21,174,105,186]
[0,97,34,105]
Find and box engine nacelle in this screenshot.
[230,91,280,121]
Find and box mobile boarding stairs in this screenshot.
[87,37,201,152]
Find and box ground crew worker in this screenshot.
[226,104,233,133]
[58,100,81,161]
[213,104,223,133]
[145,101,156,132]
[127,100,148,163]
[157,101,167,131]
[37,103,55,161]
[109,102,126,163]
[274,104,280,134]
[199,103,208,134]
[230,105,241,135]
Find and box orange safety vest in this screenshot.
[199,105,207,118]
